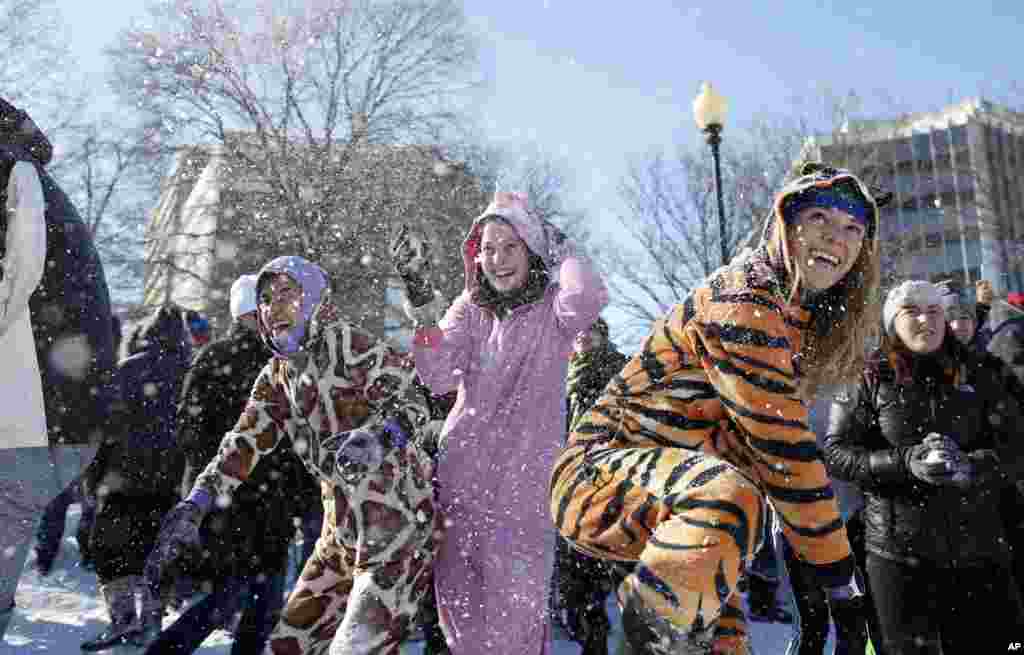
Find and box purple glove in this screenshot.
[143,496,208,594]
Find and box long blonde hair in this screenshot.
[765,203,882,397]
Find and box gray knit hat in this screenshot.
[883,280,942,336]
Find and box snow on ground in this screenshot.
[2,506,800,654]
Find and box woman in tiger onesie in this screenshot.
[550,163,883,654]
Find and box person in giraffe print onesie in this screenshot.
[145,255,439,655]
[550,163,885,654]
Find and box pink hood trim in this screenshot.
[461,191,552,293]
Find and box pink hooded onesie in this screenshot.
[413,192,608,654]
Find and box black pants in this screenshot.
[865,552,1024,654]
[779,509,884,655]
[90,492,179,583]
[1002,485,1024,602]
[551,535,613,654]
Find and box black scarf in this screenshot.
[470,252,550,319]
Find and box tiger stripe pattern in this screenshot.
[550,246,853,653]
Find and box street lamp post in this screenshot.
[693,82,729,266]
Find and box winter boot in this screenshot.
[0,599,15,640]
[128,580,163,648]
[619,592,714,655]
[745,571,792,623]
[81,577,141,652]
[33,500,67,576]
[566,601,611,655]
[76,499,98,570]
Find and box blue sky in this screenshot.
[55,0,1024,346]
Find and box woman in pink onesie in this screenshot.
[392,191,608,654]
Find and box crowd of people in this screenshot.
[1,97,1023,655]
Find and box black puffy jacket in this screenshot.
[0,107,116,446]
[822,339,1023,568]
[177,321,319,580]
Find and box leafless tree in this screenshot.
[0,0,88,142]
[105,0,487,331]
[0,0,160,299]
[605,91,901,339]
[459,141,591,240]
[56,119,171,297]
[607,128,805,334]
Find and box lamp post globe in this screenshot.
[693,82,729,266]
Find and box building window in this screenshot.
[950,125,967,148]
[911,133,931,158]
[964,239,982,269]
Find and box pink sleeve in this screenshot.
[413,292,476,395]
[553,253,609,337]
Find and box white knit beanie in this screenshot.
[883,280,942,336]
[230,273,259,319]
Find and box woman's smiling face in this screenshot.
[787,205,866,292]
[477,219,529,294]
[893,302,946,353]
[259,273,303,339]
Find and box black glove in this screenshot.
[903,433,967,487]
[964,449,1002,488]
[829,594,869,653]
[390,225,435,308]
[541,220,575,268]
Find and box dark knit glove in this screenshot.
[903,433,966,487]
[542,220,574,269]
[964,449,1002,489]
[144,499,206,595]
[391,224,435,308]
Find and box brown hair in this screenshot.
[874,328,961,387]
[469,216,550,316]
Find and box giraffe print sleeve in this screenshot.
[328,321,429,435]
[192,363,295,503]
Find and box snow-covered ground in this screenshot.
[2,506,801,654]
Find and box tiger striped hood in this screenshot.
[770,167,879,273]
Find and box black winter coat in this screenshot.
[823,340,1023,568]
[85,305,191,501]
[985,302,1024,388]
[564,344,627,434]
[177,321,319,580]
[0,117,117,446]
